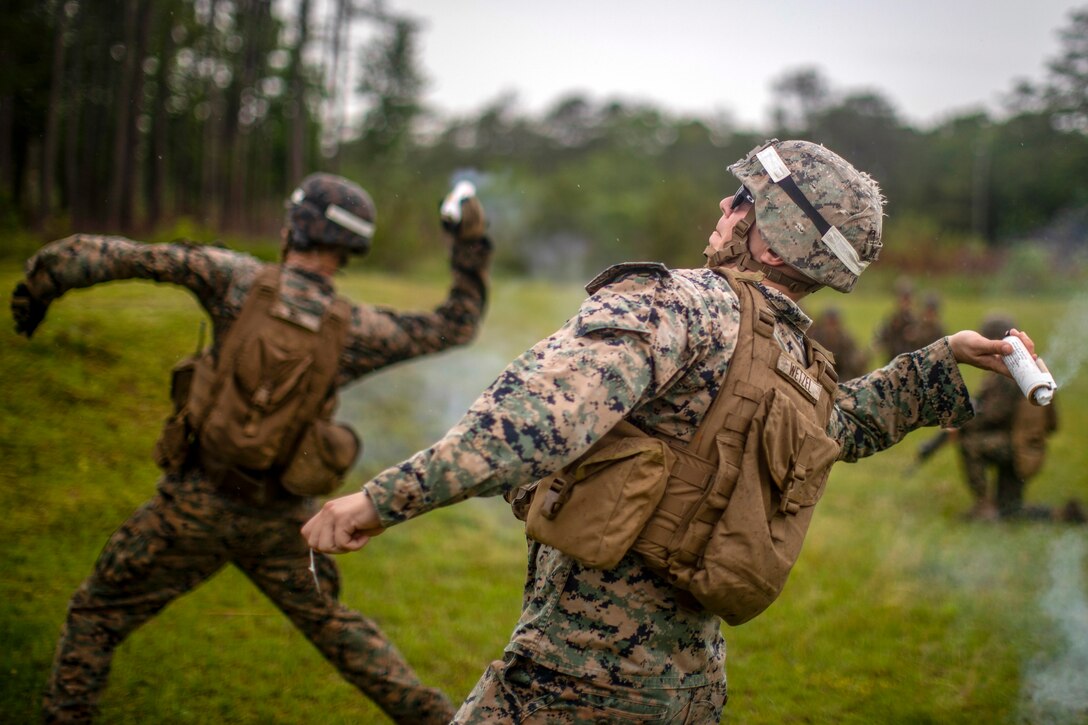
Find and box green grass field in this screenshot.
[1,258,1086,724]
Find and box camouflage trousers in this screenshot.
[958,433,1050,520]
[43,469,453,724]
[452,654,728,724]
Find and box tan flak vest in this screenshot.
[154,265,360,501]
[1011,394,1059,480]
[521,268,842,625]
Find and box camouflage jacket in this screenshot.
[363,264,973,688]
[21,234,491,389]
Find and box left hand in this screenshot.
[301,491,386,554]
[948,327,1035,377]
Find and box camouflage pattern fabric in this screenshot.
[26,233,490,723]
[957,373,1048,518]
[45,471,453,724]
[22,234,490,384]
[361,264,973,715]
[728,140,885,294]
[452,654,728,724]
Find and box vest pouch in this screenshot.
[153,354,203,473]
[689,387,839,626]
[281,419,361,496]
[526,426,675,569]
[154,413,191,472]
[200,336,315,471]
[1012,397,1057,480]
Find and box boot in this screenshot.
[961,498,1000,522]
[1054,499,1087,524]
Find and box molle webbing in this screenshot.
[630,268,837,586]
[188,265,350,474]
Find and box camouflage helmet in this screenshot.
[286,173,376,255]
[729,139,884,293]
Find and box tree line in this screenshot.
[4,1,1088,278]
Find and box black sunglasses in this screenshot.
[730,185,755,210]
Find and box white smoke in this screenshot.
[1019,531,1088,724]
[1041,293,1088,386]
[339,345,513,477]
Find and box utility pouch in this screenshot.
[281,419,362,496]
[525,421,675,569]
[688,387,839,625]
[153,354,203,473]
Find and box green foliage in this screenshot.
[3,262,1087,723]
[8,2,1088,288]
[355,17,426,167]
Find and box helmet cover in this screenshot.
[729,139,884,292]
[286,173,376,255]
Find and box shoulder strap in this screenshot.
[212,263,281,379]
[585,261,671,295]
[684,268,775,461]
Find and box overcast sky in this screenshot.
[386,0,1081,129]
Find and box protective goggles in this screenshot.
[730,185,755,210]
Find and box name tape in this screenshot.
[776,353,822,403]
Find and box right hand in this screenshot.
[11,282,48,338]
[301,490,386,554]
[456,196,487,240]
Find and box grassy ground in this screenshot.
[1,257,1086,724]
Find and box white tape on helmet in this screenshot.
[326,204,375,239]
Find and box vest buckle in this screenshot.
[541,475,575,520]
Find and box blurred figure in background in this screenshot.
[909,292,946,350]
[808,306,868,380]
[874,276,918,362]
[955,315,1077,522]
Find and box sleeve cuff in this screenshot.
[927,336,974,428]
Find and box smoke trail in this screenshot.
[1042,293,1088,386]
[1019,532,1088,724]
[339,345,513,476]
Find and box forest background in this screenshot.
[4,0,1088,286]
[3,2,1088,724]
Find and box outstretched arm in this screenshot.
[831,328,1040,462]
[947,327,1033,376]
[337,192,493,382]
[10,235,251,338]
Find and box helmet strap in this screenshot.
[703,207,755,268]
[703,207,823,294]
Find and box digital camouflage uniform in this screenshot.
[26,232,490,724]
[957,372,1055,519]
[357,264,973,723]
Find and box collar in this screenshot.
[756,283,812,332]
[283,263,336,292]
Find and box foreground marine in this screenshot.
[304,139,1034,723]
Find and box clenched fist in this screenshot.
[11,282,48,338]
